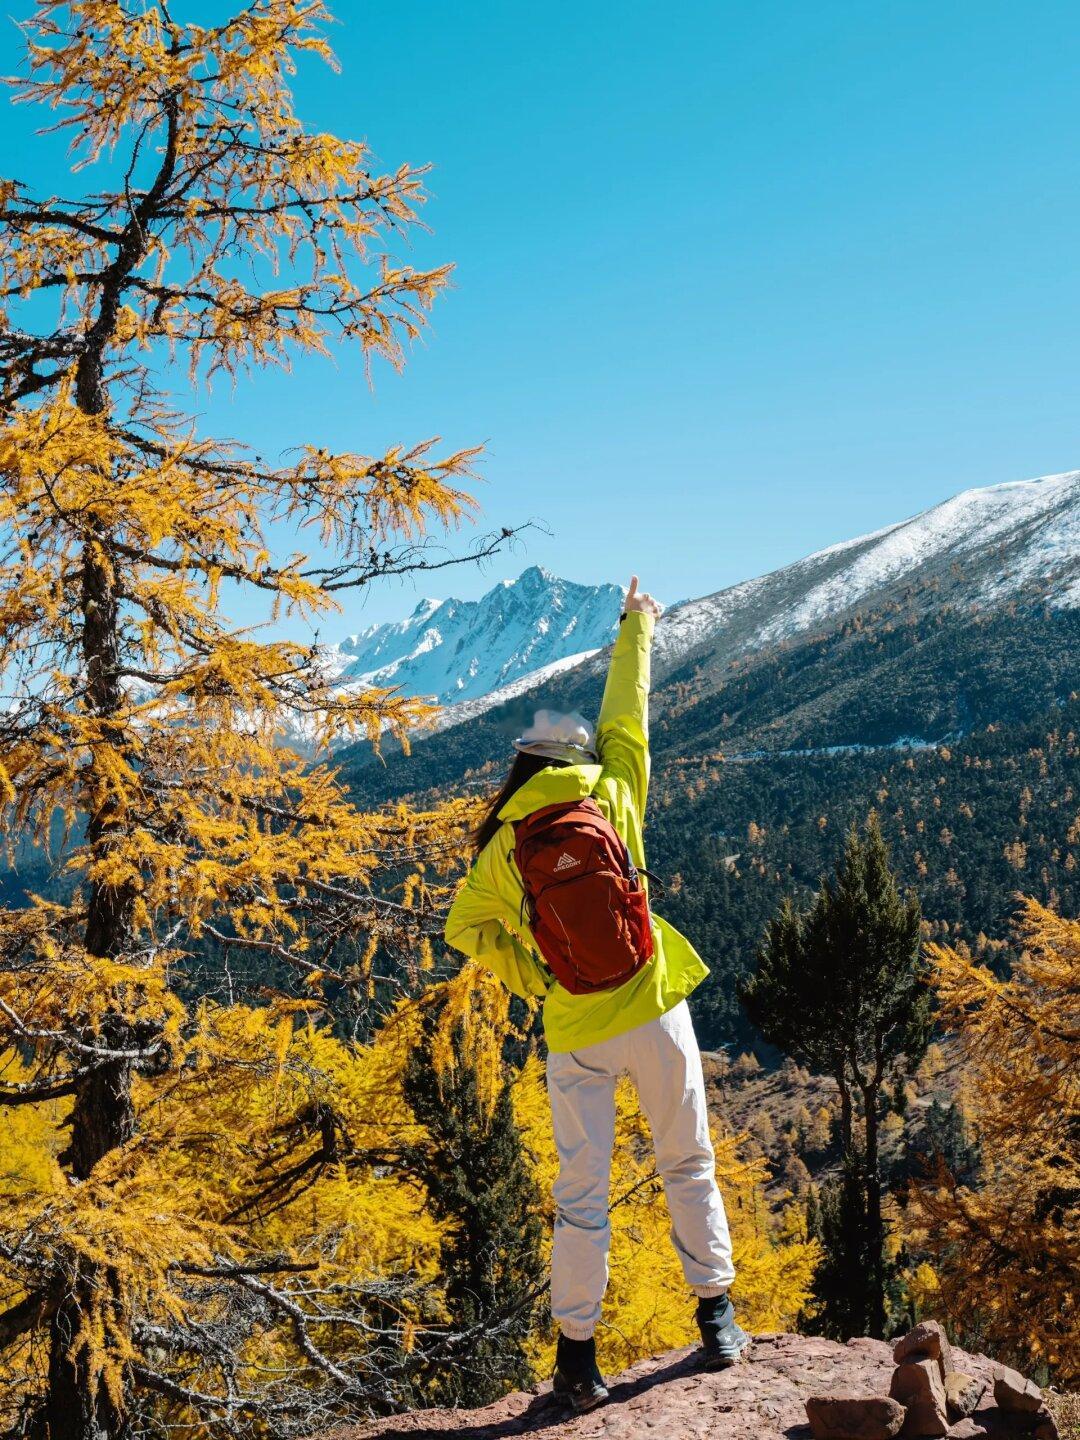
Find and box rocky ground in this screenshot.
[333,1333,1074,1440]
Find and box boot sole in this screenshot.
[569,1388,609,1414]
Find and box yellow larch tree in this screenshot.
[906,898,1079,1384]
[0,3,520,1436]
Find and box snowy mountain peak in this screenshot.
[322,567,623,707]
[517,563,558,586]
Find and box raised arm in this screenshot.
[596,575,662,819]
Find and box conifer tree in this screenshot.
[803,1161,875,1336]
[742,814,929,1338]
[902,1097,979,1187]
[0,3,518,1434]
[403,1014,545,1406]
[907,899,1079,1383]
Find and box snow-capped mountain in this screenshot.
[422,469,1080,735]
[647,468,1080,674]
[340,471,1080,1056]
[321,566,623,707]
[316,469,1080,749]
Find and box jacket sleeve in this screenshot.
[596,608,654,818]
[444,856,552,1001]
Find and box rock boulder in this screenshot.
[805,1394,906,1439]
[893,1322,955,1383]
[993,1367,1044,1415]
[890,1356,950,1438]
[945,1372,987,1420]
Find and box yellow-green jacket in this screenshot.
[444,609,708,1053]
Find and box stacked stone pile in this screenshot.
[807,1322,1059,1440]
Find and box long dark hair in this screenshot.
[472,751,569,855]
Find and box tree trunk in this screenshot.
[73,538,137,1167]
[861,1081,886,1339]
[45,546,139,1439]
[67,1050,135,1180]
[46,1276,127,1440]
[834,1071,853,1159]
[46,404,138,1440]
[44,95,179,1440]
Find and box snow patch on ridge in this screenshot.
[318,566,623,710]
[759,470,1080,642]
[425,649,602,734]
[649,469,1080,669]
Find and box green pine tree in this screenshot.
[902,1097,980,1187]
[742,813,930,1338]
[403,1016,545,1404]
[803,1163,876,1337]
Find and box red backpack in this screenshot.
[512,797,654,995]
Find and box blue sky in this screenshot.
[4,1,1080,636]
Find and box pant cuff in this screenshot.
[691,1283,730,1299]
[558,1320,596,1340]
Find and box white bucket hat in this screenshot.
[513,708,598,764]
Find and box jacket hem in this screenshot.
[543,971,706,1054]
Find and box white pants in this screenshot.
[545,1000,735,1340]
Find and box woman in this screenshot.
[444,576,749,1413]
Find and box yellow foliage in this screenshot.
[907,898,1079,1383]
[0,1053,67,1197]
[0,0,500,1426]
[904,1260,942,1315]
[0,994,463,1424]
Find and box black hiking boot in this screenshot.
[552,1334,609,1413]
[696,1293,752,1369]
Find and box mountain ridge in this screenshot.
[282,469,1080,754]
[319,565,622,709]
[415,469,1080,737]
